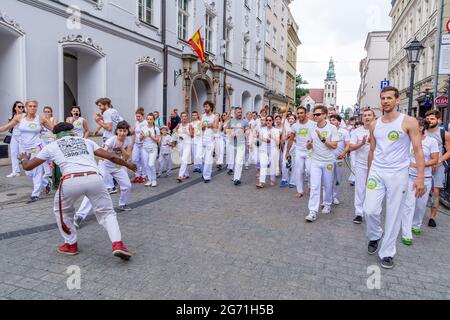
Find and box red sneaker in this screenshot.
[112,241,132,260]
[57,243,79,256]
[133,177,140,183]
[138,177,145,183]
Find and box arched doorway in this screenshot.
[136,58,163,112]
[254,94,262,112]
[190,77,213,114]
[59,36,106,129]
[0,13,25,118]
[241,91,252,113]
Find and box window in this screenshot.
[272,27,277,49]
[257,0,262,19]
[205,13,214,53]
[265,22,271,45]
[280,36,285,58]
[138,0,153,24]
[255,46,261,75]
[178,0,189,40]
[225,26,233,62]
[243,39,250,70]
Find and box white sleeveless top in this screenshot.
[372,113,410,172]
[177,123,192,144]
[71,117,85,137]
[18,115,43,150]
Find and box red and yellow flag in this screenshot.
[187,29,206,64]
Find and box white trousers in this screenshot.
[354,166,368,217]
[23,146,48,197]
[192,138,203,168]
[259,148,279,184]
[364,168,409,259]
[333,160,345,199]
[308,161,334,213]
[294,150,309,194]
[158,153,172,176]
[178,142,191,178]
[202,141,215,180]
[142,146,158,181]
[55,174,121,244]
[132,143,145,178]
[226,137,234,168]
[348,153,356,183]
[41,139,54,178]
[281,143,293,183]
[401,177,433,238]
[9,135,21,174]
[230,142,246,181]
[214,136,224,165]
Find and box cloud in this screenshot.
[289,0,392,106]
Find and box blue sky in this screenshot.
[289,0,392,107]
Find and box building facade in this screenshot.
[358,31,390,117]
[323,58,337,108]
[286,7,301,111]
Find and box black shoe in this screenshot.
[353,216,363,224]
[234,180,241,186]
[45,181,52,195]
[381,257,394,269]
[428,218,437,228]
[368,239,380,255]
[227,169,234,175]
[217,165,223,170]
[26,196,39,204]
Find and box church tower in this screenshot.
[323,57,337,107]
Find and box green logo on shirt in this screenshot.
[320,131,328,139]
[388,131,400,141]
[28,123,38,129]
[367,178,378,190]
[298,128,308,137]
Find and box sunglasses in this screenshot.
[17,106,24,109]
[313,113,323,117]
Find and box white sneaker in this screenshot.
[145,181,152,187]
[322,206,331,214]
[321,202,326,208]
[333,198,340,205]
[6,173,20,178]
[151,180,157,187]
[305,212,317,222]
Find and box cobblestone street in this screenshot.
[1,164,450,300]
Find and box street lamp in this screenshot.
[405,38,424,116]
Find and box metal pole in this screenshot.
[162,0,168,125]
[433,0,445,107]
[445,75,450,129]
[408,64,416,116]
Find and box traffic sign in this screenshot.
[446,20,450,33]
[435,95,448,107]
[380,80,390,89]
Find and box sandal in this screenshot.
[256,183,264,189]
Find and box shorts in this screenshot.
[433,164,445,189]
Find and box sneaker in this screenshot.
[349,181,355,186]
[320,202,326,208]
[245,166,249,170]
[353,216,363,224]
[144,181,152,187]
[401,238,412,246]
[412,228,421,236]
[217,165,223,170]
[289,184,296,189]
[193,168,201,173]
[234,180,241,186]
[26,196,39,204]
[6,172,20,178]
[279,180,288,188]
[380,257,394,269]
[305,212,317,222]
[428,218,437,228]
[45,181,52,195]
[118,205,132,211]
[74,216,84,229]
[57,243,79,256]
[156,174,162,179]
[368,239,380,255]
[204,179,211,183]
[322,205,331,214]
[108,187,118,194]
[333,198,340,205]
[227,169,234,175]
[133,177,140,183]
[112,241,132,260]
[151,180,157,187]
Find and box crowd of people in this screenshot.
[0,86,448,269]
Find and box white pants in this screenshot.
[348,153,356,183]
[401,177,433,238]
[354,166,368,217]
[142,146,158,181]
[132,143,145,178]
[281,144,296,185]
[99,160,114,189]
[192,138,203,169]
[214,135,224,165]
[294,150,309,194]
[9,135,21,174]
[24,146,48,197]
[178,142,191,178]
[230,142,246,181]
[55,174,121,244]
[226,137,234,168]
[259,147,279,184]
[333,160,345,199]
[308,161,335,213]
[364,168,409,259]
[158,153,172,176]
[202,141,215,180]
[42,139,54,178]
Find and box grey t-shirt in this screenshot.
[230,118,249,145]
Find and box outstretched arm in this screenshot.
[94,149,137,171]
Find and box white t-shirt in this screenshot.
[18,116,43,150]
[290,120,314,154]
[141,126,160,149]
[103,136,132,171]
[102,108,123,140]
[71,117,85,137]
[191,120,202,141]
[334,128,350,159]
[259,127,281,154]
[134,120,147,145]
[310,122,339,163]
[350,126,371,169]
[160,135,174,155]
[409,136,439,178]
[201,113,216,143]
[37,136,101,175]
[177,123,192,144]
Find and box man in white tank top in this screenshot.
[364,86,425,269]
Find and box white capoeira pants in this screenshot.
[401,177,433,238]
[9,135,21,175]
[294,151,310,194]
[281,145,296,185]
[142,146,158,181]
[230,142,246,181]
[364,168,409,259]
[202,141,215,180]
[308,161,334,213]
[192,138,202,169]
[41,139,54,178]
[333,160,345,199]
[55,174,121,245]
[214,135,224,165]
[132,143,145,178]
[354,166,368,217]
[178,142,191,178]
[259,148,279,184]
[226,137,234,170]
[23,146,48,197]
[348,152,356,183]
[158,153,172,176]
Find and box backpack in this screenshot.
[440,128,450,172]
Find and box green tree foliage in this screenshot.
[296,74,309,106]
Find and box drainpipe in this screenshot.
[222,0,227,113]
[162,0,168,124]
[433,0,444,109]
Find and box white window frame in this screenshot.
[178,0,190,41]
[138,0,153,25]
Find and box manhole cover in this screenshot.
[6,193,17,197]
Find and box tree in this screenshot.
[295,74,309,106]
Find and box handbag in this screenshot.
[3,135,11,144]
